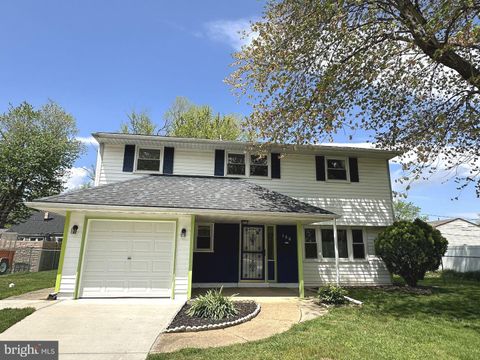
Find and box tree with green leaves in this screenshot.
[120,110,158,135]
[0,102,83,227]
[164,97,245,140]
[393,199,428,221]
[229,0,480,195]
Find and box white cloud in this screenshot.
[63,167,90,191]
[76,136,98,146]
[204,18,257,51]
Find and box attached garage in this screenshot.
[79,219,176,298]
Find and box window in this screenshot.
[352,229,365,259]
[195,224,214,252]
[227,153,246,175]
[326,158,348,180]
[136,148,161,172]
[29,237,44,242]
[321,229,348,258]
[250,154,268,177]
[304,228,318,259]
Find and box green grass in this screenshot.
[0,308,35,333]
[149,275,480,360]
[0,270,57,299]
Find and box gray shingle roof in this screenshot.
[35,175,334,216]
[9,211,65,236]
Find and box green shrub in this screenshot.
[375,219,448,287]
[318,284,348,304]
[186,287,238,320]
[441,270,480,282]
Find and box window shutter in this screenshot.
[349,157,359,182]
[315,156,326,181]
[163,147,174,174]
[122,145,136,172]
[271,153,281,179]
[214,149,225,176]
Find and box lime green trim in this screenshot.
[73,216,179,299]
[54,211,71,293]
[187,215,195,299]
[171,221,179,299]
[296,222,305,298]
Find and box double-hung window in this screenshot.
[352,229,365,259]
[326,158,348,180]
[250,154,268,177]
[321,229,348,258]
[136,148,161,172]
[304,228,318,259]
[195,224,214,252]
[227,153,246,176]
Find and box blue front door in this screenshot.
[241,225,265,281]
[276,225,299,283]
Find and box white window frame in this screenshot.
[134,146,163,173]
[303,227,368,262]
[194,223,214,252]
[325,156,350,182]
[225,151,271,178]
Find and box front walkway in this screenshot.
[0,298,182,360]
[151,292,326,354]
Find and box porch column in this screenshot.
[296,222,305,298]
[187,215,196,300]
[333,218,340,285]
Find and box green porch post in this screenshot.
[296,222,305,298]
[187,215,196,299]
[54,211,71,293]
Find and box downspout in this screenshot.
[333,218,340,285]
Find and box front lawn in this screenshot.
[149,275,480,360]
[0,270,57,299]
[0,308,35,333]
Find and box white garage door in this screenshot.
[80,219,176,298]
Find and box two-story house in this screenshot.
[27,133,397,300]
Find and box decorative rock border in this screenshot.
[165,303,261,333]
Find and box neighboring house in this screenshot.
[8,211,65,242]
[430,218,480,272]
[27,133,398,300]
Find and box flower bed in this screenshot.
[166,300,260,333]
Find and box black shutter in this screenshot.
[271,153,281,179]
[315,156,326,181]
[349,157,359,182]
[214,149,225,176]
[163,147,174,174]
[122,145,136,172]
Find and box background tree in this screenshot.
[164,97,245,140]
[393,199,428,221]
[229,0,480,195]
[0,102,82,227]
[120,110,158,135]
[375,219,448,286]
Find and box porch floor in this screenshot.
[192,287,299,300]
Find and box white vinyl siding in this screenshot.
[435,220,480,246]
[96,143,394,226]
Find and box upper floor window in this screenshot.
[250,154,269,177]
[227,153,246,176]
[326,158,348,180]
[136,148,161,172]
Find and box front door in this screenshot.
[241,225,265,281]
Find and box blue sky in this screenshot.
[0,1,478,221]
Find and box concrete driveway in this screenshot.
[0,299,182,360]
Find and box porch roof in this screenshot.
[29,175,336,218]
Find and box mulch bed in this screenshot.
[167,300,258,331]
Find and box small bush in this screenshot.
[186,287,238,320]
[318,285,348,304]
[441,270,480,282]
[375,219,448,287]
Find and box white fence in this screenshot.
[442,245,480,272]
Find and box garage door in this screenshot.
[79,219,176,298]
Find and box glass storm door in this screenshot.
[241,226,265,281]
